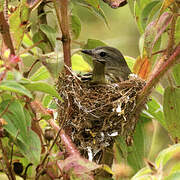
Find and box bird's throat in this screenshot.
[91,61,106,84]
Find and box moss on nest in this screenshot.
[57,72,145,161]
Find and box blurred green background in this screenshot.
[73,2,140,58]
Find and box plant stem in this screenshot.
[0,139,16,180]
[53,0,71,74]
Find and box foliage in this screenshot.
[0,0,179,179]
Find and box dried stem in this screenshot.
[0,139,16,180]
[53,0,71,74]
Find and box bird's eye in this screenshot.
[99,52,106,57]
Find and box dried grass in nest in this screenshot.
[56,73,145,160]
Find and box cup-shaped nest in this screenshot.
[57,73,145,161]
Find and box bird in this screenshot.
[81,46,131,84]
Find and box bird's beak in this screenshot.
[81,49,93,56]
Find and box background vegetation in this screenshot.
[0,0,180,179]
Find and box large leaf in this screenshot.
[163,87,180,140]
[0,100,41,165]
[30,66,50,81]
[39,24,56,48]
[172,62,180,86]
[72,0,108,27]
[115,117,150,172]
[0,80,33,98]
[23,81,62,101]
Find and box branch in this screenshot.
[135,44,180,117]
[53,0,71,74]
[0,12,15,55]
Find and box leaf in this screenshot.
[128,0,135,14]
[9,2,30,50]
[0,80,33,98]
[163,87,180,140]
[71,15,81,40]
[140,1,160,30]
[0,0,4,12]
[30,66,50,81]
[124,56,136,71]
[83,39,107,67]
[131,167,152,180]
[58,154,100,176]
[39,24,56,48]
[172,64,180,86]
[165,172,180,180]
[73,0,109,27]
[133,55,151,80]
[23,81,62,101]
[115,118,149,172]
[0,100,41,165]
[85,0,99,8]
[71,54,92,72]
[155,143,180,168]
[145,98,165,128]
[32,32,48,51]
[144,12,173,57]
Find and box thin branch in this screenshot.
[0,139,16,180]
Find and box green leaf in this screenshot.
[165,172,180,180]
[141,1,160,30]
[0,100,41,165]
[172,63,180,86]
[145,98,165,128]
[124,56,136,71]
[71,15,81,40]
[30,66,50,81]
[32,32,48,51]
[71,54,92,72]
[0,0,4,12]
[83,39,107,68]
[131,167,152,180]
[85,0,99,8]
[144,12,172,57]
[128,0,135,15]
[0,80,33,98]
[9,2,30,50]
[155,143,180,168]
[163,87,180,140]
[39,24,56,48]
[42,94,53,107]
[23,81,62,101]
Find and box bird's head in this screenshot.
[81,46,132,81]
[81,46,127,67]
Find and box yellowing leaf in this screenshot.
[133,55,151,80]
[72,54,92,72]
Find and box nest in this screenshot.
[57,72,145,161]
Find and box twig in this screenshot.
[0,139,16,180]
[19,40,44,55]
